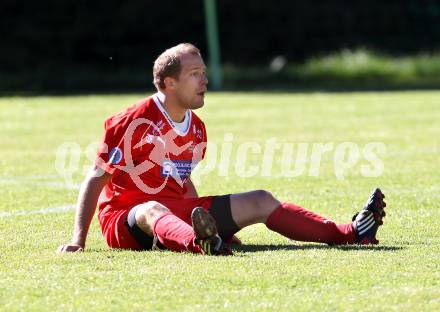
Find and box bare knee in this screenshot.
[252,190,279,208]
[134,201,170,236]
[251,189,280,221]
[231,190,281,228]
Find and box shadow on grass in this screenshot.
[233,243,403,253]
[82,243,404,255]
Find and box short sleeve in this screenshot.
[95,117,129,175]
[95,112,155,175]
[201,121,208,160]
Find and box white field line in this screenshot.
[0,177,80,190]
[1,165,439,219]
[0,204,75,218]
[1,190,439,219]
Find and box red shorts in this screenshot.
[98,196,214,250]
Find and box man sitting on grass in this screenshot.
[58,43,387,255]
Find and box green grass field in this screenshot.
[1,91,439,311]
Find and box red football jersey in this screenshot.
[95,94,207,214]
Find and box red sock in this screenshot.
[266,203,355,244]
[152,213,201,253]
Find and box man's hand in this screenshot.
[56,165,112,255]
[184,178,198,198]
[57,244,84,253]
[225,235,242,245]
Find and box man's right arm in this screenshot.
[57,165,112,253]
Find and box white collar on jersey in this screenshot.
[152,92,192,136]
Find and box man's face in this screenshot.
[173,53,208,110]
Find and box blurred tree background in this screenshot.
[1,0,440,92]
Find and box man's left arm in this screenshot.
[184,178,198,198]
